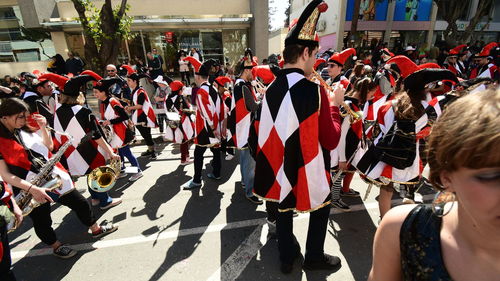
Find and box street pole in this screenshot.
[350,0,362,48]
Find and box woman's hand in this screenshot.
[109,152,120,161]
[29,186,54,204]
[101,120,111,126]
[32,114,47,128]
[12,199,23,228]
[329,84,346,107]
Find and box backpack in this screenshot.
[374,119,416,169]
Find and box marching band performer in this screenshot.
[45,74,123,209]
[354,55,458,219]
[331,78,378,211]
[253,0,345,273]
[122,65,158,159]
[164,79,196,165]
[181,57,223,189]
[0,98,117,259]
[93,76,143,182]
[326,48,356,89]
[214,76,234,161]
[470,42,498,79]
[443,44,468,79]
[226,50,263,205]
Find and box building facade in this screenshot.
[1,0,268,75]
[288,0,500,54]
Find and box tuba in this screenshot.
[87,158,121,193]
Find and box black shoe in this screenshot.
[246,195,263,205]
[141,150,153,157]
[340,188,360,197]
[303,254,341,271]
[280,244,302,274]
[207,173,221,180]
[150,152,157,160]
[330,199,351,212]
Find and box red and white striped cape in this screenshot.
[353,94,447,185]
[101,97,128,149]
[195,82,223,146]
[132,87,157,128]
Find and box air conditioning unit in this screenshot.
[317,19,327,32]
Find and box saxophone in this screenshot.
[14,128,74,217]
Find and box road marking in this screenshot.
[11,194,434,261]
[206,224,269,281]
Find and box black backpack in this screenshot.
[374,119,416,169]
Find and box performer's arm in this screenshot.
[0,160,53,203]
[109,104,130,124]
[242,85,260,112]
[126,91,145,111]
[33,113,53,151]
[318,87,342,150]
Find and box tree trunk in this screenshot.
[350,0,361,47]
[460,0,494,43]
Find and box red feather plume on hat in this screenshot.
[419,63,441,70]
[386,55,420,79]
[183,56,202,73]
[120,65,135,76]
[38,73,69,90]
[476,42,498,57]
[449,44,467,55]
[169,81,184,92]
[252,65,275,84]
[329,48,356,66]
[215,76,232,87]
[314,58,326,70]
[278,59,285,68]
[80,70,102,81]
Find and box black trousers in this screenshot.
[156,113,167,133]
[220,139,234,156]
[0,225,16,281]
[180,71,191,85]
[277,205,330,264]
[136,125,154,147]
[193,145,221,183]
[28,189,96,245]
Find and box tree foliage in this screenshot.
[71,0,133,74]
[434,0,494,46]
[20,27,52,59]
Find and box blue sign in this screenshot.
[346,0,389,21]
[393,0,432,21]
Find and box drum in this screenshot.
[166,112,181,129]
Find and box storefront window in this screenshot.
[222,29,248,66]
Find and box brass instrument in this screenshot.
[87,158,121,193]
[14,127,73,218]
[251,79,267,100]
[309,71,363,122]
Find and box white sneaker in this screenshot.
[129,172,143,182]
[225,154,234,160]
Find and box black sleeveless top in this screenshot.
[400,204,453,281]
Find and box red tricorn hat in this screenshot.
[37,73,69,90]
[386,55,420,79]
[214,76,232,87]
[169,80,184,92]
[183,56,202,74]
[328,48,356,66]
[252,65,276,84]
[475,42,498,58]
[418,63,441,69]
[314,58,326,70]
[448,44,467,56]
[381,48,394,57]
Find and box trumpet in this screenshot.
[251,79,267,100]
[309,71,363,121]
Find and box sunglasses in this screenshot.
[107,69,116,72]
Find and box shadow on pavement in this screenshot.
[330,196,377,281]
[147,147,238,280]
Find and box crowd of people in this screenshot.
[1,0,500,279]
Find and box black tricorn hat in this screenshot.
[457,77,493,90]
[94,77,122,92]
[404,69,458,92]
[64,75,96,96]
[284,0,328,48]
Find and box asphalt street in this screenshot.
[8,135,436,281]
